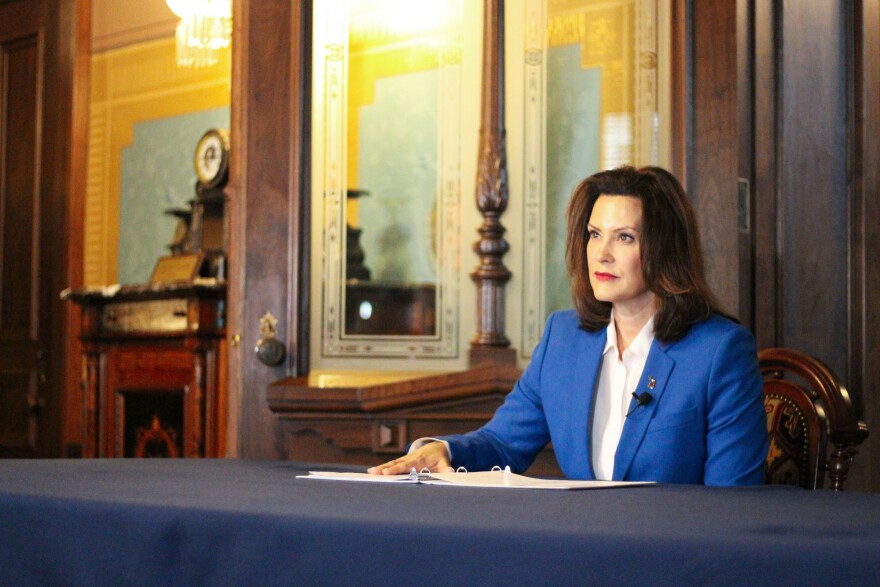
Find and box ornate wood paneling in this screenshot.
[752,0,779,350]
[779,2,849,384]
[720,0,880,491]
[850,0,880,492]
[0,0,88,457]
[688,0,741,318]
[267,364,562,476]
[227,0,310,457]
[0,4,44,458]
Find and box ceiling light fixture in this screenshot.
[165,0,232,68]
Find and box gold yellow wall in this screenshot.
[86,37,230,286]
[548,2,637,164]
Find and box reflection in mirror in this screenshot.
[519,0,668,354]
[313,0,462,357]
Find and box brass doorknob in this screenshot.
[255,311,285,366]
[255,337,286,366]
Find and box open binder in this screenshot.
[298,467,654,490]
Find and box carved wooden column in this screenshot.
[470,0,514,366]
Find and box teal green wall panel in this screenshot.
[119,108,230,284]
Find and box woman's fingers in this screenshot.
[367,442,452,475]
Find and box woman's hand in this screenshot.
[367,441,454,475]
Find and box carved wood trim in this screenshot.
[82,352,100,458]
[267,365,520,414]
[669,0,688,183]
[759,347,869,491]
[854,0,880,493]
[470,0,511,351]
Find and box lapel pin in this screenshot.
[648,376,656,389]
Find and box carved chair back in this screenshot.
[760,348,868,490]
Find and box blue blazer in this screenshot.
[443,310,769,485]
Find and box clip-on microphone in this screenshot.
[625,391,654,417]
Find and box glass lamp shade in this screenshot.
[166,0,232,68]
[165,0,195,19]
[166,0,231,20]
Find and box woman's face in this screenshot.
[586,195,655,315]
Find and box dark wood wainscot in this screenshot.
[65,282,227,458]
[267,366,563,477]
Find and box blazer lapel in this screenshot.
[612,341,676,481]
[566,327,606,479]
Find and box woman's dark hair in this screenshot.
[565,165,726,343]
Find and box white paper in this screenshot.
[299,471,418,483]
[297,470,654,490]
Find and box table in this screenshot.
[1,459,879,586]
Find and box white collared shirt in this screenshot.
[591,313,656,480]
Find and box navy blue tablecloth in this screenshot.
[1,459,878,586]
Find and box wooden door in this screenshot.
[227,0,309,457]
[0,0,88,457]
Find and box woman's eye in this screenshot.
[618,233,634,242]
[588,230,600,239]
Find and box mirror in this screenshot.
[517,0,669,354]
[312,0,463,358]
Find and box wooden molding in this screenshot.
[267,364,520,414]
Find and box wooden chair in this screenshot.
[760,348,868,490]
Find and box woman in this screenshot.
[369,166,769,485]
